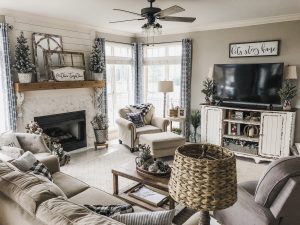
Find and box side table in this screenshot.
[167,117,186,137]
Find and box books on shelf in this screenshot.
[129,185,168,207]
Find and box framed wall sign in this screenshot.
[229,40,280,58]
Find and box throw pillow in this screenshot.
[84,204,134,217]
[112,210,175,225]
[0,131,21,148]
[129,103,153,124]
[29,160,53,182]
[126,112,145,128]
[11,151,37,171]
[0,146,24,159]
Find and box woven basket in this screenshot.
[169,143,237,211]
[93,129,108,144]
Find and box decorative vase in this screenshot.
[243,125,259,138]
[283,100,292,111]
[93,129,107,144]
[18,73,32,83]
[205,96,211,105]
[93,72,103,81]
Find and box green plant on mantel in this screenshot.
[201,78,216,104]
[278,80,297,111]
[191,110,201,143]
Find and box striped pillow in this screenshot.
[112,210,175,225]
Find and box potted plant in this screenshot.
[13,32,35,83]
[201,78,216,104]
[191,110,201,143]
[91,113,109,144]
[278,80,297,111]
[89,38,105,80]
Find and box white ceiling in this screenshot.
[1,0,300,36]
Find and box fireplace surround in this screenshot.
[35,110,86,151]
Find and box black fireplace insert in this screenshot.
[34,111,86,151]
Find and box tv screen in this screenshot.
[213,63,284,105]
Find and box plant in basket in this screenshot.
[91,113,108,144]
[135,144,171,176]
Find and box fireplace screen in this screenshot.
[34,111,86,151]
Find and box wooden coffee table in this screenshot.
[112,162,175,211]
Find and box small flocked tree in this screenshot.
[89,38,105,73]
[13,32,35,73]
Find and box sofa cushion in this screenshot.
[11,151,37,171]
[139,132,185,149]
[34,152,52,160]
[0,161,19,176]
[255,156,300,207]
[52,172,89,198]
[0,146,24,159]
[126,112,145,128]
[0,170,66,215]
[70,187,126,205]
[15,133,49,154]
[0,131,21,148]
[36,197,125,225]
[29,160,53,181]
[119,107,132,119]
[112,210,175,225]
[136,125,162,138]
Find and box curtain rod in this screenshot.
[106,40,134,45]
[106,40,181,46]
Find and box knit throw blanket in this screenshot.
[130,103,151,117]
[84,204,134,217]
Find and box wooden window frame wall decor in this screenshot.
[44,50,86,80]
[32,33,63,82]
[229,40,280,58]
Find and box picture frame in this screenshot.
[178,108,186,118]
[229,40,280,58]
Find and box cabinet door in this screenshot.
[259,113,286,157]
[200,107,223,145]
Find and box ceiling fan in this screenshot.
[109,0,196,26]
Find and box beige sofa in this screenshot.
[0,155,142,225]
[116,105,169,152]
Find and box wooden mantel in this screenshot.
[14,80,105,92]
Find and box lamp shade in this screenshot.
[207,67,214,79]
[158,81,174,93]
[169,144,237,211]
[285,65,298,80]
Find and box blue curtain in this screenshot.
[132,43,144,104]
[0,23,17,132]
[180,39,193,141]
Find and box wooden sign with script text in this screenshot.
[229,40,280,58]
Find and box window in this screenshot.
[143,43,182,117]
[105,42,134,130]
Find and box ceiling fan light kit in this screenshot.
[110,0,196,44]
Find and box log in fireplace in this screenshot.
[34,111,86,151]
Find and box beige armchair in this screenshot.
[183,156,300,225]
[115,105,169,152]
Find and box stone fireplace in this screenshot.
[34,111,86,151]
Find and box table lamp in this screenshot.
[169,144,237,225]
[285,65,298,80]
[158,81,173,117]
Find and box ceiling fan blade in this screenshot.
[155,5,185,17]
[159,16,196,23]
[113,9,141,16]
[109,18,145,24]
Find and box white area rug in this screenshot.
[61,140,269,225]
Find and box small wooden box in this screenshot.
[169,109,178,117]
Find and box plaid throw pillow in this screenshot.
[126,112,145,128]
[84,204,134,217]
[29,160,53,182]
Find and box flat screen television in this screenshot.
[213,63,284,105]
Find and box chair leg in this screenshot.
[130,147,135,153]
[119,139,122,144]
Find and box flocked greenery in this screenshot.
[191,110,201,143]
[13,32,35,73]
[89,38,105,73]
[278,80,297,102]
[91,113,109,130]
[201,78,216,100]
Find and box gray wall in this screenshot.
[0,15,5,22]
[97,31,135,43]
[139,20,300,142]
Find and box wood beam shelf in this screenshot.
[14,80,105,92]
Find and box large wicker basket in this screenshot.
[169,143,237,211]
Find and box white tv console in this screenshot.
[200,105,296,163]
